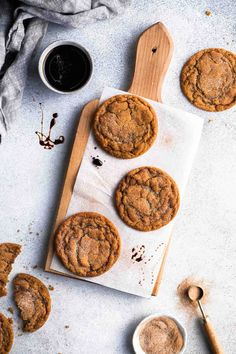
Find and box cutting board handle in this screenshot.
[128,22,173,102]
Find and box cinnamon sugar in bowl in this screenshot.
[133,314,186,354]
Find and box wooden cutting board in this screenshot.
[45,22,173,296]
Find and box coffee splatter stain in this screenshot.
[138,267,146,287]
[92,157,103,167]
[91,155,104,168]
[144,243,164,264]
[131,243,165,288]
[131,245,145,263]
[35,103,65,150]
[151,272,154,285]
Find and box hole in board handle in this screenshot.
[152,47,157,54]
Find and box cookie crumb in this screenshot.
[7,307,14,314]
[65,325,69,329]
[17,229,20,233]
[205,10,212,16]
[32,265,38,269]
[48,285,54,291]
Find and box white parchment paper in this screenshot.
[51,87,203,298]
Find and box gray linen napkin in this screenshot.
[0,0,130,138]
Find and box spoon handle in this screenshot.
[203,317,224,354]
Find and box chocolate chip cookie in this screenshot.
[93,94,158,158]
[115,167,180,231]
[55,212,121,277]
[181,48,236,111]
[0,243,21,297]
[0,313,14,354]
[13,273,51,332]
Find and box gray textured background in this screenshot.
[0,0,236,353]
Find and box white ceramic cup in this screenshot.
[132,314,187,354]
[38,40,93,94]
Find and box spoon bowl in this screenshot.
[187,285,204,302]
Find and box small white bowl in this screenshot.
[38,40,93,94]
[133,314,187,354]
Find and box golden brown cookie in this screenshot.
[0,243,21,297]
[55,212,121,277]
[115,167,180,231]
[13,273,51,332]
[0,313,14,354]
[181,48,236,111]
[93,94,158,158]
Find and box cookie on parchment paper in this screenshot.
[181,48,236,111]
[93,94,158,158]
[55,212,121,277]
[115,167,180,231]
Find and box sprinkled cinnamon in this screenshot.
[176,277,209,314]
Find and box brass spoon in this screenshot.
[188,285,224,354]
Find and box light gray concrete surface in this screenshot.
[0,1,236,353]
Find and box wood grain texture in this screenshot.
[203,317,225,354]
[129,22,173,101]
[45,22,173,296]
[45,99,99,271]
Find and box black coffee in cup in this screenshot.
[44,44,92,92]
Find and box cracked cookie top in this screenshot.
[93,94,158,158]
[13,273,51,332]
[55,212,121,277]
[181,48,236,111]
[0,243,21,297]
[0,313,14,354]
[115,167,180,231]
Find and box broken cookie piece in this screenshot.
[0,313,14,354]
[13,273,51,332]
[0,243,21,297]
